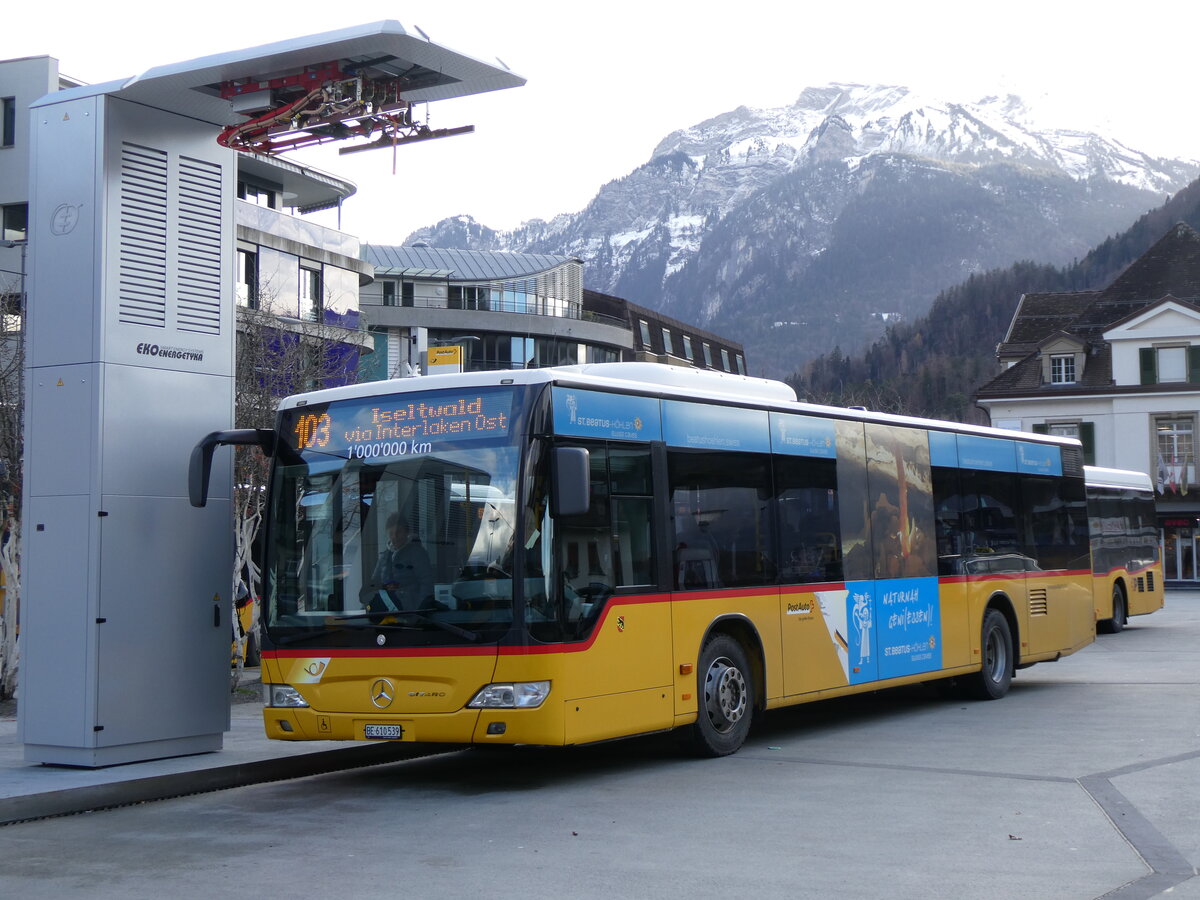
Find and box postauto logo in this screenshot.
[136,342,204,362]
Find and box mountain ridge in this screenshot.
[405,83,1199,377]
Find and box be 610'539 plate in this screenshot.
[364,724,403,740]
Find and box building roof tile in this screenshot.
[980,223,1200,398]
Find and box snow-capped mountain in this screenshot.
[407,83,1200,377]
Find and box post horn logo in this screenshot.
[370,678,395,709]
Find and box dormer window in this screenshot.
[1050,354,1076,384]
[1140,345,1200,385]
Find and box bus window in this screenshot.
[959,469,1021,563]
[775,455,842,584]
[670,450,775,589]
[932,465,965,576]
[1019,475,1087,571]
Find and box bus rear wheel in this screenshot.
[1099,585,1126,634]
[968,609,1012,701]
[688,634,754,757]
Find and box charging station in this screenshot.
[17,21,523,765]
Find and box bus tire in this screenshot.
[1099,585,1126,634]
[688,633,754,757]
[968,609,1012,701]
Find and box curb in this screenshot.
[0,741,454,826]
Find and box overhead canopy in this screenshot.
[32,20,525,123]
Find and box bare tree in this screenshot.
[0,263,24,701]
[230,284,366,684]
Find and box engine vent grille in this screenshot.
[1029,588,1048,617]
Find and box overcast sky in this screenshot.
[5,1,1197,243]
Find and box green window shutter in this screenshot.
[1189,346,1200,384]
[1140,348,1157,385]
[1079,421,1096,466]
[1031,423,1048,435]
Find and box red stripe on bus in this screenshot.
[262,571,1093,662]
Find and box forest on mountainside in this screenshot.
[789,178,1200,424]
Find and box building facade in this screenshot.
[976,223,1200,586]
[360,244,746,379]
[1,57,83,303]
[232,153,372,381]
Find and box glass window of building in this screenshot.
[662,328,675,356]
[1,203,27,242]
[1157,346,1187,383]
[236,249,258,308]
[1050,354,1076,384]
[721,348,732,371]
[682,335,694,362]
[402,282,414,307]
[1,97,15,148]
[1047,422,1079,440]
[638,319,653,350]
[382,281,397,307]
[735,354,746,375]
[238,180,279,209]
[702,342,714,368]
[1156,416,1194,471]
[300,266,322,320]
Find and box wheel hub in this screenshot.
[704,657,747,733]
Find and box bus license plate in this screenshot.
[364,724,403,740]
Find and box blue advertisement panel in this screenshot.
[770,412,837,458]
[551,387,662,442]
[928,430,958,468]
[955,435,1017,473]
[843,583,879,685]
[875,576,942,679]
[662,400,770,452]
[1015,441,1062,476]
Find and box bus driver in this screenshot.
[365,514,435,613]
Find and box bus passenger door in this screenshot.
[959,471,1028,660]
[1020,475,1092,656]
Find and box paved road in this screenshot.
[0,598,1196,899]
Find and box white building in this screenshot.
[977,223,1200,585]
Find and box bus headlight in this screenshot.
[468,681,551,709]
[264,684,310,708]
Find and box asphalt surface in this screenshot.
[0,596,1196,899]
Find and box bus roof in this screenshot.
[279,362,1082,449]
[1084,466,1154,492]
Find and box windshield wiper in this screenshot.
[331,612,481,642]
[273,627,345,646]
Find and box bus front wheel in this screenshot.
[968,609,1013,701]
[688,634,754,757]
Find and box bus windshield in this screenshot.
[264,386,523,648]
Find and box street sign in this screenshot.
[427,345,463,374]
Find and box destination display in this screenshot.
[282,386,516,459]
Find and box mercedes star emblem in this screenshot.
[370,678,395,709]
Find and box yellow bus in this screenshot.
[192,363,1107,756]
[1085,466,1164,633]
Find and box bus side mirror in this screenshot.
[551,447,590,517]
[189,429,278,508]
